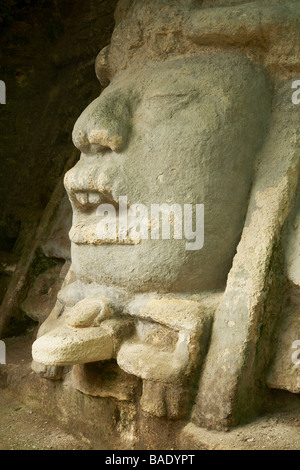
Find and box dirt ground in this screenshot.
[0,395,92,450]
[0,332,93,450]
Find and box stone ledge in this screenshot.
[179,420,300,450]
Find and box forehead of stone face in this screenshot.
[137,54,270,133]
[126,53,267,101]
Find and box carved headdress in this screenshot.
[96,0,300,86]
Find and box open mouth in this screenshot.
[72,190,118,211]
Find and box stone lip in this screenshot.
[32,326,114,367]
[69,216,140,246]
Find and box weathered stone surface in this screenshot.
[116,294,215,386]
[180,420,300,451]
[65,297,114,328]
[68,50,271,293]
[192,80,300,428]
[32,0,300,432]
[126,293,221,331]
[267,286,300,394]
[56,279,127,309]
[140,381,190,420]
[31,360,64,381]
[42,194,72,261]
[3,333,300,449]
[285,191,300,287]
[72,361,141,401]
[117,341,187,383]
[265,189,300,394]
[32,326,114,366]
[21,263,65,324]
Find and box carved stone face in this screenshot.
[32,0,300,430]
[65,52,270,293]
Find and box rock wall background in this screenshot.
[0,0,117,334]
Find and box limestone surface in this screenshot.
[32,0,300,432]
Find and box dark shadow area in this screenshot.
[0,0,117,335]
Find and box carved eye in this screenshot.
[140,91,196,120]
[147,91,192,101]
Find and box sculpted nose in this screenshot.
[72,91,131,154]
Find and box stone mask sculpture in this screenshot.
[32,0,300,430]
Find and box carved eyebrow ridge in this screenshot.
[147,91,196,100]
[150,92,193,97]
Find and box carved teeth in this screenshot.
[88,192,102,205]
[75,191,102,207]
[76,193,88,205]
